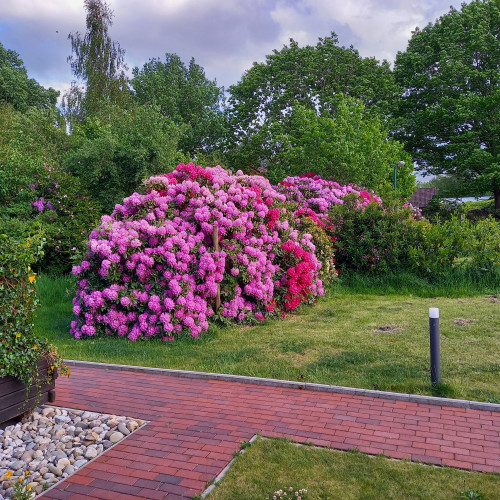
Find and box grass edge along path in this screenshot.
[203,437,500,500]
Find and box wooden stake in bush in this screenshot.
[212,226,221,311]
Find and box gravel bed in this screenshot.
[0,406,145,499]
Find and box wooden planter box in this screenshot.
[0,358,57,424]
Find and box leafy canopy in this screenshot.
[232,97,413,197]
[393,0,500,207]
[64,103,185,212]
[63,0,129,125]
[0,103,68,214]
[228,33,397,140]
[227,33,401,183]
[0,41,59,113]
[131,54,227,155]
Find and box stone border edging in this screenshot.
[200,434,258,498]
[64,360,500,412]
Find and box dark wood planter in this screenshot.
[0,358,57,425]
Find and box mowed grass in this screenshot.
[204,437,500,500]
[34,275,500,402]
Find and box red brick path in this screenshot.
[40,364,500,499]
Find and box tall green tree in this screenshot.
[227,33,398,175]
[393,0,500,208]
[0,42,59,112]
[131,54,227,155]
[233,97,413,196]
[63,0,129,125]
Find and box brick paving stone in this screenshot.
[37,364,500,499]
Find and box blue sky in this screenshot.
[0,0,471,99]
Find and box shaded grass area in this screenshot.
[340,270,500,297]
[204,438,500,500]
[35,274,500,402]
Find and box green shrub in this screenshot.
[410,215,500,278]
[0,233,68,399]
[64,104,185,212]
[30,164,102,274]
[329,195,424,274]
[295,215,337,286]
[0,103,67,209]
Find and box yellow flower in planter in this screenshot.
[16,333,21,338]
[28,275,36,283]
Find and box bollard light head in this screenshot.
[429,307,439,319]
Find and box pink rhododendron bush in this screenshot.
[276,172,381,226]
[71,164,329,341]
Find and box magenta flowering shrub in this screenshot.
[276,173,381,224]
[71,163,325,341]
[273,172,382,280]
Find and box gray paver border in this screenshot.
[65,359,500,412]
[200,434,258,498]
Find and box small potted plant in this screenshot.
[0,233,69,424]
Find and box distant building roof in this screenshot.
[409,187,438,208]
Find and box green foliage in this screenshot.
[0,233,68,393]
[29,164,102,274]
[416,175,486,198]
[460,489,484,500]
[11,471,34,500]
[0,103,69,220]
[64,104,185,211]
[393,0,500,207]
[329,196,425,275]
[420,196,457,222]
[0,41,59,112]
[422,196,498,223]
[0,103,96,274]
[132,54,228,155]
[63,0,129,126]
[228,33,397,174]
[229,32,396,131]
[238,98,413,196]
[0,104,66,204]
[410,215,500,278]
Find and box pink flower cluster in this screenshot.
[71,163,324,341]
[276,174,381,224]
[281,240,320,311]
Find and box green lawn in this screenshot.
[35,275,500,402]
[203,437,500,500]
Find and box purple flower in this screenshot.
[32,197,45,212]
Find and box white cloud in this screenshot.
[0,0,473,95]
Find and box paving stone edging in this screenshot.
[65,359,500,413]
[200,434,259,499]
